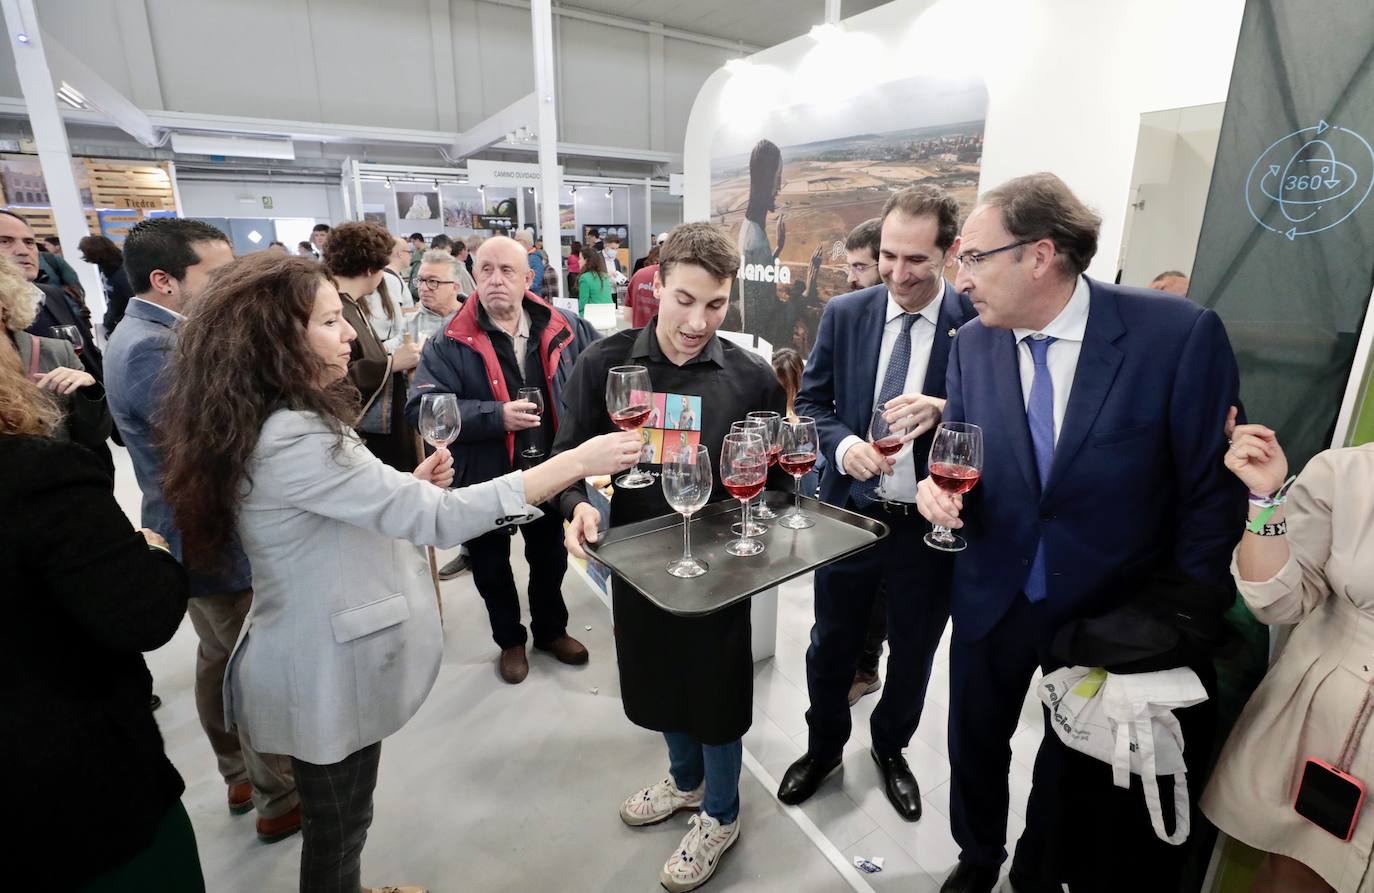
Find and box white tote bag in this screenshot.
[1037,666,1208,845]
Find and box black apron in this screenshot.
[606,364,772,744]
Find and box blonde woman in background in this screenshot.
[0,254,111,472]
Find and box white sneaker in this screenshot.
[660,812,739,892]
[620,776,704,827]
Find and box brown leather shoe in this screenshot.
[847,670,882,706]
[256,804,302,843]
[227,781,253,815]
[534,633,589,665]
[499,645,529,684]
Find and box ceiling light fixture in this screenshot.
[383,179,392,189]
[606,188,614,198]
[16,32,29,44]
[57,82,87,109]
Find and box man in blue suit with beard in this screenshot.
[918,173,1243,893]
[780,185,976,820]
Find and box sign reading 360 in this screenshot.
[1244,120,1374,240]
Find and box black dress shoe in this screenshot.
[870,746,922,821]
[940,861,1000,893]
[777,752,842,805]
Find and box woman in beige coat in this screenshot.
[1202,413,1374,892]
[158,253,640,893]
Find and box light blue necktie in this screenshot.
[856,313,921,505]
[1024,335,1056,602]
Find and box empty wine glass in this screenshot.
[868,401,904,502]
[730,419,768,536]
[721,431,767,557]
[924,421,984,552]
[418,393,460,451]
[662,443,712,578]
[777,416,818,530]
[746,410,782,520]
[50,324,83,355]
[517,386,545,458]
[607,365,655,489]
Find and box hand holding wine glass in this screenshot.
[869,402,904,500]
[517,386,546,458]
[49,324,83,355]
[722,432,767,557]
[416,393,460,489]
[418,393,461,449]
[662,443,712,578]
[778,416,818,530]
[923,422,983,552]
[606,365,655,489]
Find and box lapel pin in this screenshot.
[947,327,957,337]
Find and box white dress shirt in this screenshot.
[1012,276,1091,446]
[836,286,942,502]
[129,295,186,322]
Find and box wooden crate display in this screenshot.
[8,207,100,240]
[83,160,176,212]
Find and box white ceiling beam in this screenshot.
[0,96,679,166]
[110,0,164,108]
[478,0,761,53]
[39,26,162,146]
[450,92,539,159]
[429,0,459,132]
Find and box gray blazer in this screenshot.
[225,409,537,764]
[13,331,112,452]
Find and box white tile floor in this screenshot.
[112,447,1043,892]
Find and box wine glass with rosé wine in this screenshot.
[606,365,655,489]
[777,416,818,530]
[924,421,983,552]
[721,431,768,557]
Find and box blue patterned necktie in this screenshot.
[856,312,921,505]
[1023,335,1057,602]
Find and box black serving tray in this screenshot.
[586,492,888,616]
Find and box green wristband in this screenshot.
[1246,503,1280,535]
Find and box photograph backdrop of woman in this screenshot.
[736,138,785,347]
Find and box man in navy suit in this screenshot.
[917,174,1243,892]
[779,185,976,819]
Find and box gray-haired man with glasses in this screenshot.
[392,249,467,348]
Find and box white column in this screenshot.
[825,0,841,24]
[0,0,104,318]
[531,0,565,303]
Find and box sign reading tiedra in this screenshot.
[466,159,564,187]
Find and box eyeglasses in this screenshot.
[955,239,1036,270]
[416,277,456,290]
[844,261,874,275]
